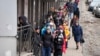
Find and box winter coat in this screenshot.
[63,24,70,41]
[54,28,65,50]
[55,16,63,27]
[72,25,83,37]
[33,32,42,46]
[41,22,56,36]
[18,16,29,41]
[73,2,78,12]
[41,26,47,36]
[42,32,54,48]
[66,2,74,13]
[32,32,42,56]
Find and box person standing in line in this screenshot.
[70,15,79,27]
[66,0,74,27]
[63,20,70,49]
[65,0,75,39]
[48,7,57,25]
[42,28,54,56]
[33,27,42,56]
[18,16,29,51]
[74,7,80,19]
[73,2,80,19]
[18,16,29,34]
[72,21,83,50]
[55,13,63,28]
[54,25,65,56]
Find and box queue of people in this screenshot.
[18,0,84,56]
[32,0,84,56]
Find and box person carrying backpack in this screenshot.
[54,25,65,56]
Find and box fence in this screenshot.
[17,25,33,56]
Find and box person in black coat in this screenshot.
[55,14,64,28]
[54,25,65,56]
[17,16,29,51]
[42,28,54,56]
[18,16,29,38]
[72,21,83,50]
[48,7,57,24]
[33,28,42,56]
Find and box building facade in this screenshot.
[17,0,68,28]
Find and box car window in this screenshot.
[93,0,100,2]
[90,2,98,6]
[90,2,100,7]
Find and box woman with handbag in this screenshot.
[72,21,83,50]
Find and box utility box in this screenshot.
[0,0,17,36]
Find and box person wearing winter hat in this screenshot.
[42,28,54,56]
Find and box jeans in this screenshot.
[68,12,74,28]
[42,47,51,56]
[68,12,74,19]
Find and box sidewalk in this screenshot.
[63,37,83,56]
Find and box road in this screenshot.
[80,0,100,56]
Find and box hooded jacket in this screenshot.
[63,23,70,41]
[18,16,28,26]
[42,31,53,47]
[18,16,29,41]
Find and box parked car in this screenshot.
[92,0,100,2]
[93,4,100,17]
[88,0,100,11]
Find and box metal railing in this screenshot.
[17,25,33,56]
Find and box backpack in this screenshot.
[57,29,64,45]
[54,29,64,49]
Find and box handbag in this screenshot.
[80,37,85,43]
